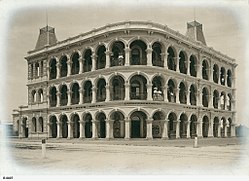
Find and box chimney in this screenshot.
[186,20,206,45]
[35,25,57,50]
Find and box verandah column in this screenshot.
[56,121,62,138]
[161,119,168,139]
[196,118,203,138]
[124,119,131,139]
[124,82,130,101]
[146,118,153,140]
[67,121,73,139]
[146,48,153,66]
[79,120,85,139]
[92,120,98,139]
[124,48,130,66]
[186,121,191,138]
[175,120,180,139]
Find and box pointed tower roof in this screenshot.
[185,20,206,45]
[35,25,57,50]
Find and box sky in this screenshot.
[0,0,248,126]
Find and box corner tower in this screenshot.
[35,25,57,49]
[186,20,206,45]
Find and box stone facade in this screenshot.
[12,20,237,140]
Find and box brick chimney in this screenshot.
[35,25,57,49]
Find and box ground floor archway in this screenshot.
[130,111,147,138]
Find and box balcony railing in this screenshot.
[130,93,147,100]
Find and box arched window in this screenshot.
[31,90,36,103]
[84,113,92,138]
[190,115,197,138]
[202,116,209,137]
[96,112,106,138]
[130,75,147,100]
[32,117,37,132]
[190,55,197,77]
[96,79,106,102]
[111,111,125,138]
[38,89,43,102]
[202,87,209,107]
[220,92,226,110]
[83,81,92,103]
[202,60,209,80]
[213,90,219,109]
[83,49,92,72]
[167,47,176,71]
[60,85,68,106]
[180,113,188,138]
[179,82,187,104]
[71,83,80,105]
[179,51,187,74]
[227,69,232,87]
[220,67,226,85]
[168,112,177,139]
[49,86,57,107]
[35,62,40,77]
[38,117,43,132]
[167,79,176,103]
[60,56,68,77]
[111,41,125,67]
[152,76,164,101]
[189,84,197,106]
[49,58,57,80]
[71,52,80,75]
[213,64,219,83]
[152,42,163,67]
[96,45,106,69]
[130,40,147,65]
[111,76,125,100]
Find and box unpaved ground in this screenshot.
[2,137,249,175]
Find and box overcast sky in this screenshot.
[0,0,248,126]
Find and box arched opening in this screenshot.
[111,111,125,138]
[227,69,232,87]
[152,42,163,67]
[190,55,197,77]
[152,76,164,101]
[213,90,219,109]
[35,62,40,77]
[32,117,37,132]
[49,86,57,107]
[202,60,209,80]
[202,116,209,138]
[60,56,68,77]
[130,40,147,65]
[220,92,226,110]
[49,58,57,80]
[189,84,197,106]
[213,117,219,137]
[130,75,147,100]
[220,67,226,86]
[220,117,226,137]
[31,90,36,103]
[84,113,92,138]
[96,45,106,69]
[213,64,219,84]
[96,78,106,102]
[71,83,80,105]
[71,52,80,75]
[38,89,43,103]
[50,116,57,138]
[152,111,165,138]
[130,111,147,138]
[60,85,68,106]
[202,87,209,107]
[167,47,176,71]
[83,81,92,103]
[167,79,176,103]
[179,82,187,104]
[71,114,80,138]
[179,51,187,74]
[40,61,43,76]
[96,112,106,138]
[22,118,28,138]
[110,76,125,101]
[111,41,125,67]
[83,49,92,72]
[180,113,188,138]
[190,114,197,138]
[168,112,177,139]
[38,117,43,132]
[227,118,232,137]
[60,115,68,138]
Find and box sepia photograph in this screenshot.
[0,0,249,179]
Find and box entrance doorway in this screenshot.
[130,111,147,138]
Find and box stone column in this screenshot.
[57,121,62,138]
[124,48,130,66]
[146,119,153,140]
[161,120,168,139]
[105,84,110,102]
[56,92,61,107]
[79,57,83,74]
[124,82,130,101]
[164,53,169,68]
[197,119,203,138]
[197,88,202,107]
[224,122,228,137]
[175,56,180,72]
[47,122,52,138]
[146,48,153,66]
[91,53,96,71]
[79,88,83,104]
[92,86,96,103]
[208,93,212,109]
[186,90,190,105]
[67,121,73,139]
[146,82,153,101]
[67,60,71,76]
[67,90,72,106]
[109,120,114,139]
[124,119,131,139]
[163,86,167,102]
[105,119,110,139]
[208,119,214,137]
[79,121,85,139]
[105,50,111,68]
[175,120,180,139]
[186,121,191,138]
[175,88,180,104]
[56,62,60,79]
[92,120,98,139]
